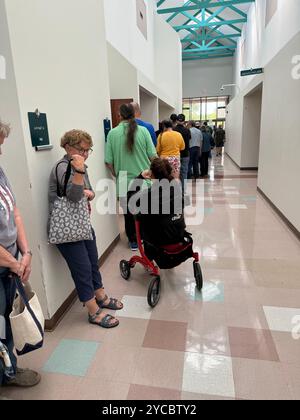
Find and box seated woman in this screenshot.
[128,158,186,252]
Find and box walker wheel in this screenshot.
[120,260,131,281]
[147,276,161,308]
[193,261,203,291]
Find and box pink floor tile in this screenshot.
[228,327,279,361]
[127,384,181,400]
[142,320,188,352]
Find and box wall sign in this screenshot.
[28,110,52,150]
[241,68,264,77]
[103,118,111,142]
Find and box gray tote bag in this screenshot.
[48,161,93,245]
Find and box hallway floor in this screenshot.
[2,155,300,400]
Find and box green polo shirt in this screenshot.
[105,122,157,197]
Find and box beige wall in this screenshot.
[0,0,49,316]
[183,57,234,98]
[107,43,139,102]
[139,88,159,130]
[258,32,300,232]
[2,0,119,318]
[104,0,182,112]
[241,85,263,168]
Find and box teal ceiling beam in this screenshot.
[157,0,255,15]
[174,18,246,31]
[183,53,234,61]
[181,33,240,43]
[205,8,242,33]
[183,45,236,52]
[157,0,167,7]
[229,5,248,18]
[166,0,194,23]
[157,0,255,60]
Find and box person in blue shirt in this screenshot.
[200,126,214,177]
[131,102,157,147]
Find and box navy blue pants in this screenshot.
[0,270,17,385]
[188,147,200,178]
[57,229,103,303]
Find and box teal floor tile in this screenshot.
[204,208,214,216]
[185,282,224,303]
[242,196,257,202]
[43,339,99,377]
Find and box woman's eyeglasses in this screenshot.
[72,146,93,156]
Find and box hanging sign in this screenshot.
[241,68,264,77]
[28,110,50,148]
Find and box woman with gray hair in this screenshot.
[0,119,41,389]
[49,129,123,329]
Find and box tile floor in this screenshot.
[1,154,300,400]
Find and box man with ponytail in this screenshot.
[105,104,157,251]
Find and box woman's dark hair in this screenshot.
[170,114,178,123]
[162,119,173,130]
[120,103,137,153]
[150,158,174,182]
[159,120,173,144]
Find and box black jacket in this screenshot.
[128,175,186,246]
[174,124,191,158]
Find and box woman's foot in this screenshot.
[95,290,123,310]
[89,308,119,328]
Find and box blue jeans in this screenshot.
[188,147,200,178]
[0,270,17,385]
[180,156,190,194]
[56,229,103,303]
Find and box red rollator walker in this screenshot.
[120,218,203,308]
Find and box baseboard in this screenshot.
[257,187,300,241]
[225,153,258,171]
[45,289,77,332]
[241,167,258,171]
[98,234,120,267]
[45,234,121,332]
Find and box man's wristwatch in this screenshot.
[74,169,86,175]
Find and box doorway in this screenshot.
[110,98,133,128]
[240,83,263,169]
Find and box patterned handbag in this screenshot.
[48,161,93,244]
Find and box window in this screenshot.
[191,99,201,120]
[182,99,190,121]
[182,96,229,122]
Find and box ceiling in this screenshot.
[156,0,255,61]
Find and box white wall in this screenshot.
[154,13,182,110]
[2,0,119,318]
[240,86,262,168]
[159,100,175,121]
[0,0,49,315]
[258,32,300,232]
[227,0,300,232]
[183,57,234,98]
[233,0,300,95]
[107,43,139,102]
[104,0,182,111]
[104,0,156,82]
[139,88,159,130]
